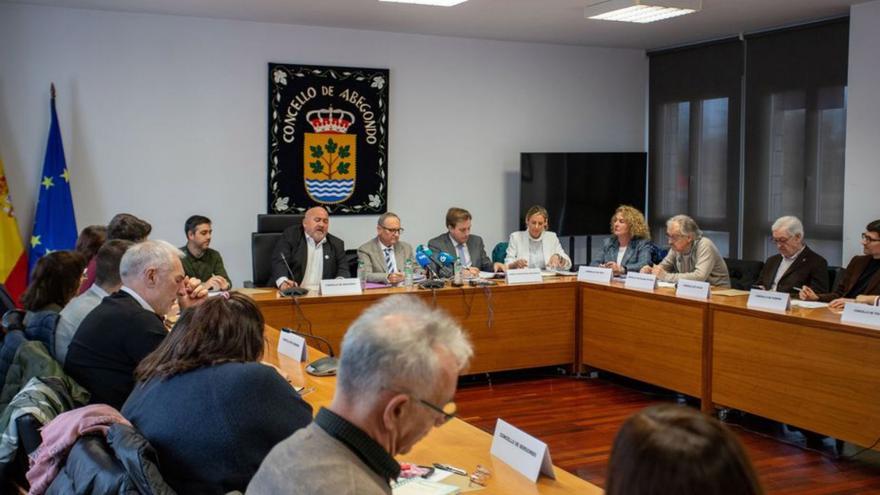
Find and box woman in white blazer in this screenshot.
[505,205,572,270]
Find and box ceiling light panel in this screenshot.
[585,0,701,23]
[379,0,468,6]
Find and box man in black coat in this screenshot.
[756,215,829,295]
[64,240,208,409]
[271,206,349,290]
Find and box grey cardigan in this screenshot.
[657,236,731,288]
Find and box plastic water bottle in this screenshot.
[453,258,463,286]
[357,259,366,289]
[403,259,414,287]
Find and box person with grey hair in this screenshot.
[357,212,415,284]
[64,240,208,409]
[641,214,731,288]
[755,215,829,294]
[248,295,473,495]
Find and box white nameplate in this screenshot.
[746,289,790,312]
[506,268,543,285]
[676,279,710,300]
[277,330,308,362]
[578,266,612,285]
[320,278,362,296]
[624,272,656,291]
[841,302,880,328]
[490,419,555,482]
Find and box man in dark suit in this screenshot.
[428,207,505,277]
[272,206,348,290]
[802,219,880,309]
[756,216,829,294]
[64,240,208,409]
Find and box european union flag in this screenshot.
[29,85,77,275]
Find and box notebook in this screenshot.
[392,478,461,495]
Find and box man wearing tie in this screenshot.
[428,207,505,277]
[271,206,349,290]
[357,212,414,284]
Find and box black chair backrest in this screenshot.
[252,232,282,287]
[828,266,843,291]
[724,258,765,290]
[344,249,359,279]
[257,214,303,233]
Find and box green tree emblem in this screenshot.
[309,138,352,179]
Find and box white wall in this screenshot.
[0,3,647,284]
[844,0,880,264]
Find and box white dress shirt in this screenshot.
[301,235,326,289]
[121,286,156,314]
[449,234,472,267]
[771,245,805,291]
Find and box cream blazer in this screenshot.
[504,231,572,270]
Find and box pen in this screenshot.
[433,463,468,476]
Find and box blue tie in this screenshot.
[384,247,394,273]
[457,243,468,267]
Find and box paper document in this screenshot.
[657,281,676,288]
[791,300,829,309]
[713,289,751,297]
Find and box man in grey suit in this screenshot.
[428,207,505,277]
[357,212,414,284]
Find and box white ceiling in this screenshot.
[4,0,860,49]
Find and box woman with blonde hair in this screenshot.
[504,205,571,270]
[591,205,652,275]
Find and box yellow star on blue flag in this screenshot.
[29,85,77,276]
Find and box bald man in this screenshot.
[271,207,349,290]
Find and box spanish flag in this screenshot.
[0,156,27,306]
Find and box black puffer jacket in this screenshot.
[46,423,175,495]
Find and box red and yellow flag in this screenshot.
[0,156,27,306]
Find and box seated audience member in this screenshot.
[801,219,880,309]
[180,214,231,290]
[122,293,312,494]
[271,206,348,290]
[55,240,132,365]
[756,215,828,294]
[428,207,505,277]
[357,212,414,284]
[641,214,731,288]
[80,213,152,294]
[505,205,571,270]
[591,205,652,275]
[64,240,207,409]
[249,295,474,495]
[21,251,86,323]
[606,404,763,495]
[74,224,107,277]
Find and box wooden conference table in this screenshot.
[262,326,603,495]
[250,277,880,451]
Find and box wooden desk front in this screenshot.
[709,297,880,448]
[253,278,577,375]
[262,326,603,495]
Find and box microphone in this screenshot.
[281,327,338,376]
[437,251,457,266]
[415,245,445,289]
[279,253,309,296]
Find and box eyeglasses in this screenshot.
[380,226,405,235]
[391,389,457,423]
[666,234,688,242]
[772,236,791,245]
[862,233,880,243]
[414,396,457,423]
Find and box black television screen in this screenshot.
[520,152,647,236]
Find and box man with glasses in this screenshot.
[801,219,880,308]
[641,214,730,288]
[249,295,473,495]
[357,212,414,284]
[65,240,207,409]
[755,215,829,294]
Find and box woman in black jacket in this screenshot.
[121,292,312,494]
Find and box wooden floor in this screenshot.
[455,370,880,495]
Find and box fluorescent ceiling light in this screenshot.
[584,0,700,23]
[379,0,468,6]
